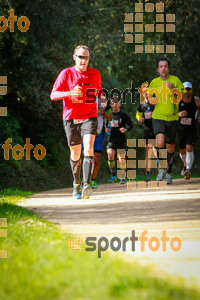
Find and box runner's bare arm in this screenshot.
[139,116,145,123]
[50,90,70,100]
[99,107,112,121]
[194,96,200,122]
[119,127,126,133]
[50,85,83,101]
[178,110,187,117]
[104,112,113,121]
[194,96,200,111]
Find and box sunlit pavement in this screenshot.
[19,178,200,286]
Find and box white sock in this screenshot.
[179,152,186,166]
[186,152,194,170]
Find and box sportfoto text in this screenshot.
[75,82,183,104]
[85,230,182,258]
[0,9,30,32]
[1,138,46,160]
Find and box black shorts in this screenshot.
[107,140,126,151]
[178,126,196,149]
[152,119,178,144]
[63,117,98,146]
[144,129,155,145]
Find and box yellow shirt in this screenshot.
[148,75,186,121]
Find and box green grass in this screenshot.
[0,189,200,300]
[0,188,33,204]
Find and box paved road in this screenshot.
[19,178,200,286]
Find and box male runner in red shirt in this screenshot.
[50,45,102,199]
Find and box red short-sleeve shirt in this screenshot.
[52,66,102,120]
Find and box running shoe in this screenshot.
[145,173,151,182]
[90,180,98,188]
[181,166,186,176]
[165,172,172,184]
[81,183,92,199]
[73,183,82,199]
[184,169,191,180]
[156,168,166,181]
[120,178,126,184]
[108,175,117,183]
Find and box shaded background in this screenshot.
[0,0,200,191]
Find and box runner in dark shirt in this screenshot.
[136,87,156,181]
[178,81,200,180]
[105,96,133,184]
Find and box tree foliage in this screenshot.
[0,0,200,190]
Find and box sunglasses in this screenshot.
[111,101,120,104]
[186,88,191,91]
[75,55,90,61]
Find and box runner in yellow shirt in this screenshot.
[147,57,187,184]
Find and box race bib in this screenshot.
[144,111,152,119]
[180,118,192,125]
[111,120,119,127]
[73,119,88,124]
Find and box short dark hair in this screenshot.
[157,57,170,68]
[111,96,121,103]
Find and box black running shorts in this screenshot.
[63,117,98,146]
[107,140,126,151]
[144,128,155,145]
[152,119,178,144]
[178,126,196,149]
